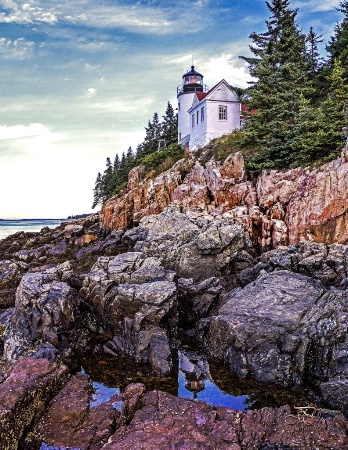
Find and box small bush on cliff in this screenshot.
[139,143,184,176]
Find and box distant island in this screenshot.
[67,214,91,220]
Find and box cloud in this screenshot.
[0,123,49,140]
[0,37,34,59]
[293,0,340,12]
[201,53,250,88]
[0,0,57,24]
[88,96,155,114]
[85,87,97,97]
[0,0,209,34]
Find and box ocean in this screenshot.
[0,219,66,241]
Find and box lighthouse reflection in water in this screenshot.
[178,349,248,410]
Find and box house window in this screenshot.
[196,111,199,125]
[179,132,181,141]
[192,114,195,128]
[178,103,180,111]
[219,105,227,120]
[201,107,205,122]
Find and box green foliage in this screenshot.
[327,1,348,80]
[92,101,178,208]
[239,0,348,176]
[138,143,184,175]
[195,130,247,166]
[240,0,313,173]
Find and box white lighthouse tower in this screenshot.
[177,66,208,147]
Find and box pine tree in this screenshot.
[327,1,348,79]
[125,146,135,173]
[240,0,312,172]
[100,157,114,203]
[142,113,161,156]
[291,60,348,165]
[161,102,178,146]
[305,27,324,76]
[319,59,348,156]
[113,154,120,173]
[91,172,102,209]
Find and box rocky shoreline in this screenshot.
[1,149,348,448]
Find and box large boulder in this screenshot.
[238,241,348,287]
[3,263,79,361]
[200,270,348,386]
[134,205,252,282]
[103,388,348,450]
[0,357,69,449]
[0,259,28,308]
[25,372,123,450]
[79,252,177,375]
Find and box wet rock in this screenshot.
[178,277,223,324]
[320,377,348,416]
[3,263,79,361]
[252,241,348,287]
[26,372,122,450]
[0,357,69,449]
[79,253,177,375]
[201,270,348,385]
[0,259,28,308]
[50,239,68,255]
[64,223,84,239]
[103,389,348,450]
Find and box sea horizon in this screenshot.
[0,218,66,221]
[0,218,67,240]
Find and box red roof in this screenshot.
[241,104,256,115]
[196,92,208,101]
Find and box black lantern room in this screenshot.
[177,66,208,96]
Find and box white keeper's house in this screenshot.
[177,66,241,151]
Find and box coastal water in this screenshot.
[0,219,65,241]
[76,342,321,413]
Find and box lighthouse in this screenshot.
[177,66,208,147]
[177,65,242,151]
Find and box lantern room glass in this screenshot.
[184,75,203,85]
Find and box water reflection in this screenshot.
[75,343,321,413]
[178,349,248,409]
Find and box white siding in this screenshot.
[178,92,196,142]
[178,79,241,151]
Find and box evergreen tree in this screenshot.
[125,146,135,172]
[305,27,324,76]
[161,102,178,145]
[91,172,102,209]
[113,154,120,173]
[240,0,312,172]
[291,59,348,164]
[101,157,114,202]
[319,59,348,156]
[142,113,161,156]
[327,1,348,79]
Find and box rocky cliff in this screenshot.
[101,147,348,249]
[1,147,348,448]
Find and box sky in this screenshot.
[0,0,343,219]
